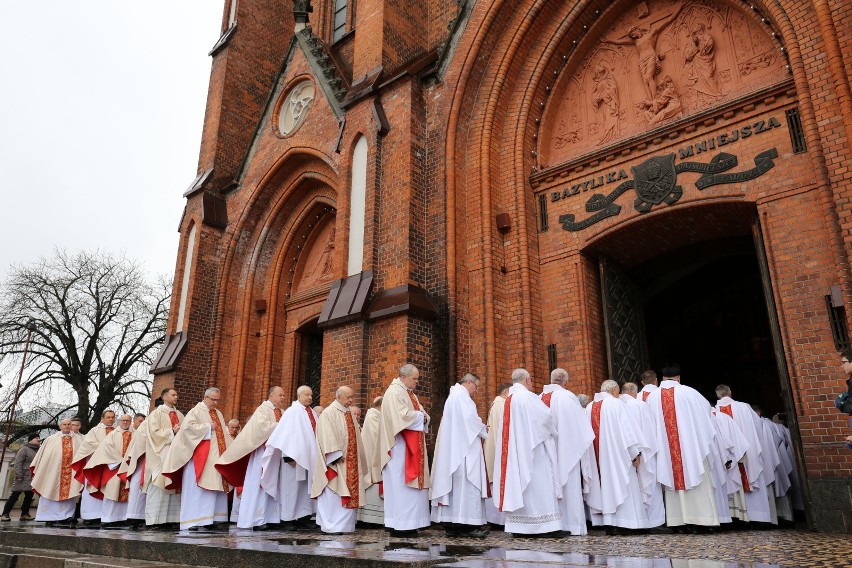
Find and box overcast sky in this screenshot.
[0,1,223,281]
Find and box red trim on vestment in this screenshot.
[344,411,360,508]
[401,430,423,486]
[194,440,211,484]
[642,391,651,402]
[305,406,317,431]
[498,394,512,512]
[215,452,251,488]
[59,436,74,501]
[591,400,603,479]
[718,404,751,492]
[661,387,686,491]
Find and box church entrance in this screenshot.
[296,319,323,404]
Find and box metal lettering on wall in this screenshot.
[558,147,778,231]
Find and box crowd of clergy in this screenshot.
[24,361,802,538]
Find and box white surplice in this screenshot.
[179,458,228,530]
[430,384,488,526]
[639,384,658,402]
[484,395,507,526]
[383,411,431,530]
[542,384,594,535]
[237,447,279,528]
[646,380,719,527]
[493,382,561,535]
[620,393,664,528]
[261,401,318,522]
[586,392,649,529]
[35,497,77,522]
[715,397,774,523]
[126,458,146,520]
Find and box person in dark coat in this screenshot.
[1,435,41,521]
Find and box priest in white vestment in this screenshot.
[709,408,749,523]
[118,413,148,527]
[430,374,489,537]
[587,380,650,533]
[645,364,719,529]
[145,389,184,527]
[357,396,384,525]
[714,385,777,525]
[31,418,82,525]
[542,369,594,535]
[493,368,562,536]
[161,387,233,530]
[83,414,134,527]
[71,409,116,525]
[378,364,431,536]
[621,381,665,529]
[261,385,318,529]
[216,386,286,530]
[311,386,369,534]
[639,370,659,402]
[484,385,510,526]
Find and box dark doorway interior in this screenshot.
[634,236,783,416]
[297,320,323,404]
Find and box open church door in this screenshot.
[600,256,649,384]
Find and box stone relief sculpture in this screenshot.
[601,3,685,114]
[278,81,315,136]
[541,0,787,167]
[295,222,336,293]
[638,75,682,125]
[684,22,723,104]
[591,63,621,144]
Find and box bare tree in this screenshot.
[0,250,169,440]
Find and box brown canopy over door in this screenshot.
[600,256,648,384]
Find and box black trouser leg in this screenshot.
[2,491,21,516]
[20,492,34,516]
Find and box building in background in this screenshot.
[149,0,852,532]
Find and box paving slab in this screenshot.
[0,523,848,567]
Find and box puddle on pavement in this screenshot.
[272,538,780,567]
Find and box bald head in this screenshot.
[622,382,639,397]
[372,396,383,409]
[336,386,354,408]
[268,385,286,408]
[297,385,313,407]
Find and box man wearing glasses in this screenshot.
[161,387,233,531]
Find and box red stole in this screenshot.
[305,406,317,431]
[274,407,283,422]
[59,435,74,500]
[498,394,512,511]
[541,392,553,407]
[642,391,651,402]
[661,387,686,490]
[590,400,603,479]
[117,431,132,502]
[718,404,751,492]
[401,391,426,489]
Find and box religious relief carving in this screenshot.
[684,22,724,104]
[278,81,315,136]
[541,0,787,167]
[293,220,336,294]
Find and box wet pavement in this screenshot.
[0,522,849,568]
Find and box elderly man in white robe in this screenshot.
[118,413,149,528]
[160,387,233,531]
[484,384,510,527]
[714,384,778,526]
[378,364,431,537]
[145,388,184,528]
[710,407,750,524]
[431,373,489,538]
[31,418,83,526]
[83,414,134,528]
[261,385,318,530]
[357,396,384,525]
[311,386,369,534]
[494,368,562,537]
[216,386,286,530]
[645,364,720,531]
[587,380,650,534]
[541,368,594,536]
[622,381,666,530]
[71,409,116,527]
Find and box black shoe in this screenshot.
[102,522,127,530]
[461,528,489,539]
[389,529,419,537]
[252,524,270,531]
[646,525,673,534]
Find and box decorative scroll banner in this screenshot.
[558,148,778,232]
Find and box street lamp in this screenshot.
[0,321,37,467]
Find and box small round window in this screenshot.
[278,81,315,136]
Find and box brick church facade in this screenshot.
[150,0,852,530]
